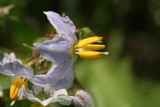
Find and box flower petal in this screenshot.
[18,86,73,106]
[0,63,14,76]
[53,89,68,97]
[4,61,34,79]
[43,11,76,41]
[0,53,34,79]
[46,58,75,90]
[34,35,73,65]
[31,75,47,87]
[14,62,34,79]
[45,89,73,105]
[2,53,22,64]
[33,85,43,95]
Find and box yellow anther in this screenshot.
[103,52,110,55]
[77,51,104,59]
[77,37,103,48]
[31,102,50,107]
[82,44,105,51]
[10,78,28,100]
[10,100,16,106]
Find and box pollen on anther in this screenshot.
[10,79,28,100]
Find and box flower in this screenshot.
[33,11,109,90]
[0,53,34,105]
[73,89,95,107]
[34,11,77,65]
[0,53,34,79]
[0,53,73,106]
[18,85,74,106]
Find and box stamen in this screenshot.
[96,40,103,43]
[77,51,104,59]
[103,52,110,55]
[77,37,103,48]
[82,44,105,51]
[10,79,19,100]
[10,100,16,106]
[10,78,28,100]
[12,81,21,99]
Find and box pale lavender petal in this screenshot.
[19,86,73,106]
[0,63,14,76]
[31,75,47,87]
[44,85,52,95]
[4,61,34,79]
[0,53,34,80]
[54,63,75,89]
[46,58,75,90]
[2,53,21,64]
[62,16,76,34]
[50,89,73,105]
[3,63,15,74]
[42,95,73,106]
[33,35,73,65]
[18,86,42,102]
[53,89,68,97]
[33,85,43,95]
[13,61,34,79]
[44,11,76,41]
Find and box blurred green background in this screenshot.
[0,0,160,107]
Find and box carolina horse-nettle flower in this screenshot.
[33,11,109,90]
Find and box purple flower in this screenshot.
[0,53,73,106]
[34,11,77,65]
[33,11,109,90]
[33,11,77,90]
[0,53,34,105]
[0,53,34,80]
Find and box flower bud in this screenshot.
[73,90,95,107]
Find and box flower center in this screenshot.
[75,36,110,59]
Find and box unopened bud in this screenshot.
[73,90,95,107]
